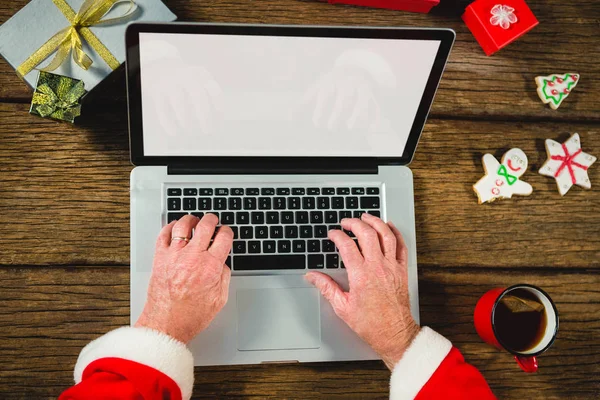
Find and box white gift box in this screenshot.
[0,0,176,91]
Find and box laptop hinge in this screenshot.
[167,159,378,175]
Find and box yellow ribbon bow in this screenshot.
[33,80,86,120]
[17,0,137,78]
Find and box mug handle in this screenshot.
[515,355,538,373]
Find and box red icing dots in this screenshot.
[571,75,578,81]
[551,89,558,95]
[556,78,564,83]
[547,81,554,86]
[563,88,570,94]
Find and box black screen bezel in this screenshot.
[125,23,455,167]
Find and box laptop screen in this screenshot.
[138,31,442,158]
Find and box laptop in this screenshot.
[126,23,455,366]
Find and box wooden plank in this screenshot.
[1,103,599,268]
[0,266,597,399]
[0,0,599,121]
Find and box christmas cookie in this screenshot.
[539,133,596,196]
[473,148,533,204]
[535,73,579,110]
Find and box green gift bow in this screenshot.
[32,80,86,121]
[497,164,517,185]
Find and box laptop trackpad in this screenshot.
[236,288,321,351]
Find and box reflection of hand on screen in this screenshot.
[301,49,396,132]
[140,38,223,141]
[149,65,223,138]
[303,71,381,131]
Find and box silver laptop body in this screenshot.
[127,23,455,366]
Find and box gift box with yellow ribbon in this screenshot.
[0,0,176,92]
[30,71,86,123]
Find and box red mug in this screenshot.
[474,284,559,373]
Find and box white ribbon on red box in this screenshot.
[490,4,518,29]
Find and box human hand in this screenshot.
[305,214,420,369]
[135,214,233,344]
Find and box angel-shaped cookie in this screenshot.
[473,148,533,204]
[539,133,596,195]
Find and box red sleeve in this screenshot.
[390,327,495,399]
[60,327,194,400]
[416,347,496,399]
[59,358,182,400]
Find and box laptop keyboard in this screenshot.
[166,186,382,271]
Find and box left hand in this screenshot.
[135,214,233,343]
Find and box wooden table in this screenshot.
[1,0,599,398]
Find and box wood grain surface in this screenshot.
[1,0,599,121]
[1,0,599,398]
[0,266,597,399]
[0,103,598,267]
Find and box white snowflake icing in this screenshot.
[539,133,597,196]
[490,4,518,29]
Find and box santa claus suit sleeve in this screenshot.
[59,326,494,400]
[58,326,194,400]
[390,327,496,399]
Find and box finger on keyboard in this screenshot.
[339,218,381,260]
[328,229,362,270]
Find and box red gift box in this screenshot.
[326,0,440,14]
[463,0,538,56]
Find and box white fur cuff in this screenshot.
[389,327,452,400]
[74,326,194,399]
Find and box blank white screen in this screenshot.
[139,32,440,157]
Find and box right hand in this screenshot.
[305,214,420,369]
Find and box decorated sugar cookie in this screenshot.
[539,133,596,196]
[535,73,579,110]
[473,149,533,204]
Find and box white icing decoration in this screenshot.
[535,73,580,110]
[539,133,597,196]
[473,148,533,204]
[490,5,518,29]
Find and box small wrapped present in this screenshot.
[0,0,176,92]
[462,0,538,56]
[324,0,439,13]
[30,71,86,123]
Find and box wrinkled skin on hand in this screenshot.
[135,214,232,344]
[305,213,420,369]
[135,211,419,366]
